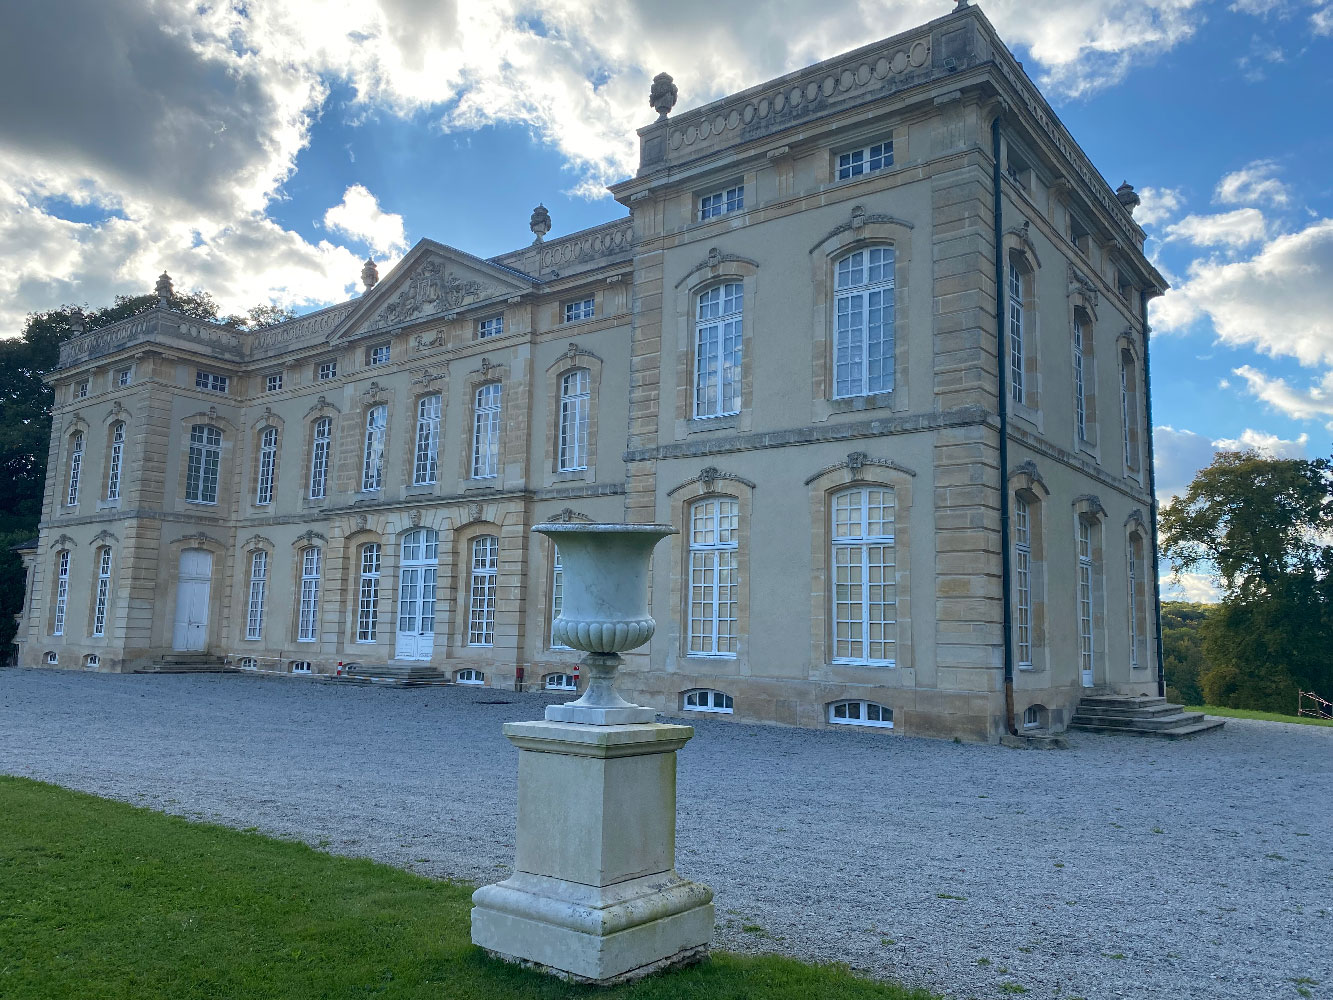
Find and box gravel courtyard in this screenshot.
[1,669,1329,999]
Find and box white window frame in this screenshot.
[368,343,391,367]
[53,551,69,635]
[694,283,743,418]
[84,653,100,669]
[246,550,267,640]
[73,380,89,400]
[361,404,387,492]
[185,425,222,504]
[683,689,734,714]
[106,422,125,501]
[239,657,258,671]
[456,668,485,685]
[699,183,743,220]
[116,367,132,387]
[1023,705,1042,729]
[688,498,739,657]
[309,417,331,499]
[256,427,278,505]
[298,546,321,642]
[1008,261,1025,406]
[1073,316,1087,441]
[563,297,595,323]
[92,547,112,637]
[550,547,570,649]
[833,248,894,399]
[1078,519,1095,679]
[413,394,441,486]
[829,700,894,728]
[468,535,498,646]
[478,315,504,339]
[471,384,501,479]
[45,651,59,665]
[558,369,590,471]
[836,137,893,180]
[1014,496,1033,669]
[195,370,228,393]
[831,488,897,666]
[1128,535,1142,670]
[357,543,381,643]
[66,433,84,506]
[545,673,577,691]
[317,360,338,381]
[291,660,312,674]
[265,373,283,392]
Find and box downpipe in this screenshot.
[992,115,1018,736]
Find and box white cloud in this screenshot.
[1150,219,1333,365]
[1215,159,1291,207]
[1134,185,1184,226]
[1211,427,1310,456]
[1164,208,1268,247]
[1153,425,1218,503]
[1231,365,1333,426]
[1162,571,1222,603]
[323,185,407,255]
[0,0,1215,335]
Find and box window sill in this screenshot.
[97,499,120,511]
[832,659,897,668]
[184,500,219,507]
[829,392,893,413]
[405,485,436,497]
[552,469,588,482]
[464,482,499,493]
[686,652,738,660]
[688,415,739,434]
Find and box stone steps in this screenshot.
[328,661,451,687]
[135,654,235,674]
[1068,694,1225,739]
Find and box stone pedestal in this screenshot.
[470,720,714,984]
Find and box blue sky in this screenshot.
[2,0,1331,598]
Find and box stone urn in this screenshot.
[534,522,676,725]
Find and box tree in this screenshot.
[1160,601,1210,706]
[0,287,294,659]
[1160,451,1333,711]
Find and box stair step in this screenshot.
[1077,695,1167,708]
[1071,711,1206,731]
[1069,693,1225,739]
[1074,703,1186,720]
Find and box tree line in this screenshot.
[0,292,293,658]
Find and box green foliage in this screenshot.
[1160,602,1211,706]
[1160,451,1333,713]
[0,289,293,658]
[0,777,940,1000]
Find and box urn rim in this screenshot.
[532,522,677,535]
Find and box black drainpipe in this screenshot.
[992,115,1017,736]
[1139,293,1167,697]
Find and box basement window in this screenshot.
[829,700,893,729]
[290,661,312,674]
[456,668,485,685]
[683,689,734,714]
[545,673,577,691]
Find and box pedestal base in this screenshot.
[544,702,657,724]
[471,870,714,984]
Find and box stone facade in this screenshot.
[15,6,1166,741]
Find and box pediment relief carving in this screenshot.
[172,531,224,550]
[49,533,76,551]
[667,467,757,497]
[292,529,328,548]
[304,396,340,419]
[804,451,917,485]
[91,530,119,545]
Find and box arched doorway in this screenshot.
[395,528,438,660]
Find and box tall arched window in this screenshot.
[185,425,222,503]
[550,546,569,649]
[1077,517,1098,685]
[1128,531,1147,670]
[1008,259,1027,405]
[831,488,896,665]
[106,422,125,501]
[67,433,84,506]
[1072,316,1087,441]
[468,534,498,646]
[559,369,591,470]
[53,550,70,635]
[472,384,502,479]
[246,550,267,640]
[357,543,381,643]
[92,547,112,636]
[413,394,441,485]
[256,427,278,505]
[309,417,331,499]
[688,497,739,657]
[298,547,321,642]
[1014,496,1033,669]
[362,405,387,492]
[694,283,742,417]
[1121,350,1141,473]
[833,248,894,398]
[396,528,438,660]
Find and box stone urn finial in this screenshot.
[529,203,552,244]
[649,72,678,121]
[1116,181,1141,216]
[533,522,676,724]
[155,271,174,305]
[67,307,85,335]
[361,256,379,292]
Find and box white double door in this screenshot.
[172,549,212,651]
[395,564,437,660]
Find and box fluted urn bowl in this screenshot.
[533,522,676,724]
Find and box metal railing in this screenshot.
[1298,689,1333,721]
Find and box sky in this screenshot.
[2,0,1332,601]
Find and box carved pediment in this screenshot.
[334,241,533,342]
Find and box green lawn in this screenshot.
[0,777,938,1000]
[1188,705,1333,728]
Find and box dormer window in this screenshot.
[1069,213,1092,256]
[194,370,228,393]
[1005,146,1033,191]
[837,137,893,180]
[73,380,89,400]
[699,183,743,220]
[265,373,283,392]
[564,297,595,323]
[478,315,504,339]
[115,367,132,387]
[317,360,338,381]
[367,343,391,367]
